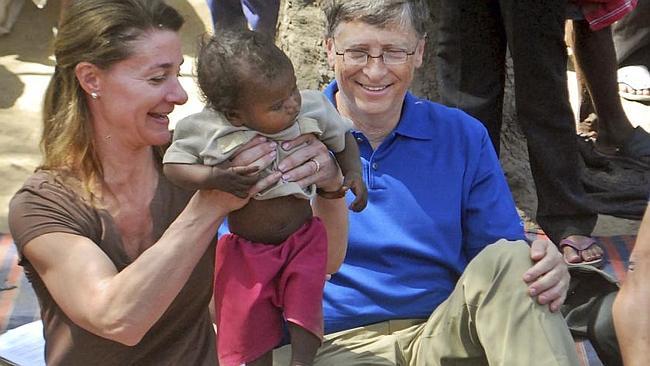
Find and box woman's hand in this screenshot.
[276,134,342,191]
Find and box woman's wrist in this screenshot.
[315,152,343,191]
[316,170,346,199]
[316,171,343,193]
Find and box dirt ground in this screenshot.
[0,0,645,236]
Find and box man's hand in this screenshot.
[523,239,569,312]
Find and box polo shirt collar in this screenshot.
[323,80,434,141]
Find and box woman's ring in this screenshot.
[309,159,320,173]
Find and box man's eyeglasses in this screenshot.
[333,41,417,66]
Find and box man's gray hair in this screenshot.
[324,0,429,39]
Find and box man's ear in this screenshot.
[75,62,102,96]
[224,109,244,126]
[413,36,426,69]
[325,38,336,68]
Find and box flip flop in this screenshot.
[617,65,650,102]
[592,126,650,169]
[559,237,604,268]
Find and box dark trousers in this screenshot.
[207,0,280,35]
[613,0,650,67]
[435,0,597,243]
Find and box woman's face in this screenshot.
[92,29,188,149]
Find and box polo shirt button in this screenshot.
[356,137,363,142]
[371,162,378,170]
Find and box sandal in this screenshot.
[559,237,604,268]
[617,65,650,102]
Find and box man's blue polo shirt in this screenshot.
[322,81,525,334]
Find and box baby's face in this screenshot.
[235,69,301,134]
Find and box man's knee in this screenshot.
[460,240,533,304]
[468,240,531,277]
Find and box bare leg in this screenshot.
[288,322,320,366]
[571,20,635,151]
[613,205,650,366]
[566,21,597,128]
[577,68,596,126]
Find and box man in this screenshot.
[273,1,578,364]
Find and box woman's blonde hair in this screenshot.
[41,0,183,195]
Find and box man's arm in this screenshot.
[460,119,569,312]
[613,204,650,366]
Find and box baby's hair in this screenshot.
[197,29,294,113]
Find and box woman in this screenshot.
[7,0,346,365]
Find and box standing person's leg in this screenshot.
[565,20,596,126]
[571,21,635,150]
[500,0,599,256]
[613,0,650,67]
[436,0,508,155]
[210,0,248,31]
[242,0,280,36]
[613,0,650,100]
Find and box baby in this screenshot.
[163,30,367,366]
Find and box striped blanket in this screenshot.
[0,233,636,365]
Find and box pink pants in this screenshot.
[214,217,327,366]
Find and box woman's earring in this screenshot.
[90,91,99,99]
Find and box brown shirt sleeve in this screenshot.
[8,171,102,260]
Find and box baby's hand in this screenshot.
[210,165,260,198]
[343,172,367,212]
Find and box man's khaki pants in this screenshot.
[273,240,580,366]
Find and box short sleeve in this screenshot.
[298,90,353,153]
[461,120,525,259]
[164,110,216,165]
[8,172,102,257]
